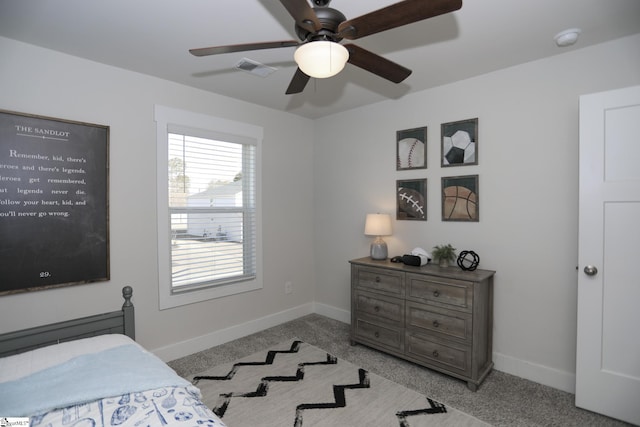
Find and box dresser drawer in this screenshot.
[353,318,403,352]
[354,290,404,325]
[405,332,471,376]
[406,273,472,311]
[406,301,472,343]
[350,258,495,391]
[354,266,404,297]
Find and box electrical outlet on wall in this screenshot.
[284,281,293,294]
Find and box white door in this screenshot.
[576,85,640,425]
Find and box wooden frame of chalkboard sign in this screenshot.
[0,109,109,295]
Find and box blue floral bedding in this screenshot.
[27,385,226,427]
[0,339,226,427]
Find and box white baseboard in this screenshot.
[153,303,315,362]
[493,352,576,393]
[153,302,576,395]
[313,302,350,324]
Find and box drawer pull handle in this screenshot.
[432,350,439,358]
[374,306,380,312]
[433,290,440,297]
[374,331,380,338]
[375,276,381,283]
[432,320,440,328]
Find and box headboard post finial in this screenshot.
[122,286,135,340]
[122,286,133,307]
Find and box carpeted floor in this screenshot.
[192,340,489,426]
[168,314,631,427]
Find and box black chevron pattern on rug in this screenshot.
[396,398,448,427]
[192,340,339,418]
[192,340,305,384]
[293,367,371,427]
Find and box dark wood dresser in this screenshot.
[349,257,495,391]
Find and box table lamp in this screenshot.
[364,213,392,260]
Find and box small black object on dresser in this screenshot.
[457,250,480,271]
[349,257,495,391]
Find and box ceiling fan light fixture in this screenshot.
[294,41,349,79]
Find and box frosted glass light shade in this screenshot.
[294,41,349,79]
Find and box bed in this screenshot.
[0,286,227,427]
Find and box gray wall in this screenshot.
[312,34,640,392]
[0,33,639,393]
[0,36,317,355]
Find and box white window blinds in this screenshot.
[167,129,257,292]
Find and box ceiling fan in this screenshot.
[189,0,462,94]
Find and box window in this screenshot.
[155,106,262,309]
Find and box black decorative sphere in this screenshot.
[457,250,480,271]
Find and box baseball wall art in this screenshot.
[396,126,427,170]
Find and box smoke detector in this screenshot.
[554,28,581,47]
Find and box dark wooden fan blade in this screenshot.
[338,0,462,40]
[285,68,311,94]
[344,44,411,83]
[190,40,299,57]
[279,0,322,33]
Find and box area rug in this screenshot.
[191,340,490,427]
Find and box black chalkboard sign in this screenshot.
[0,110,109,295]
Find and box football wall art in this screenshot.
[396,126,427,170]
[397,179,427,221]
[441,118,478,167]
[442,175,479,222]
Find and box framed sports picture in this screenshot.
[441,118,478,167]
[397,179,427,221]
[442,175,479,222]
[396,126,427,170]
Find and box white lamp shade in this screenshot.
[364,213,392,236]
[294,41,349,79]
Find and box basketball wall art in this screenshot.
[396,126,427,170]
[397,179,427,221]
[442,175,479,222]
[441,118,478,167]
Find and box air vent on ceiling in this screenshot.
[235,58,277,78]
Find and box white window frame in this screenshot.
[155,105,263,310]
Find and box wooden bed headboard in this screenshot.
[0,286,135,358]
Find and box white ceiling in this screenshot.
[1,0,639,119]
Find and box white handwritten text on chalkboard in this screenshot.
[1,109,109,294]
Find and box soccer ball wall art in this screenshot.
[441,118,478,167]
